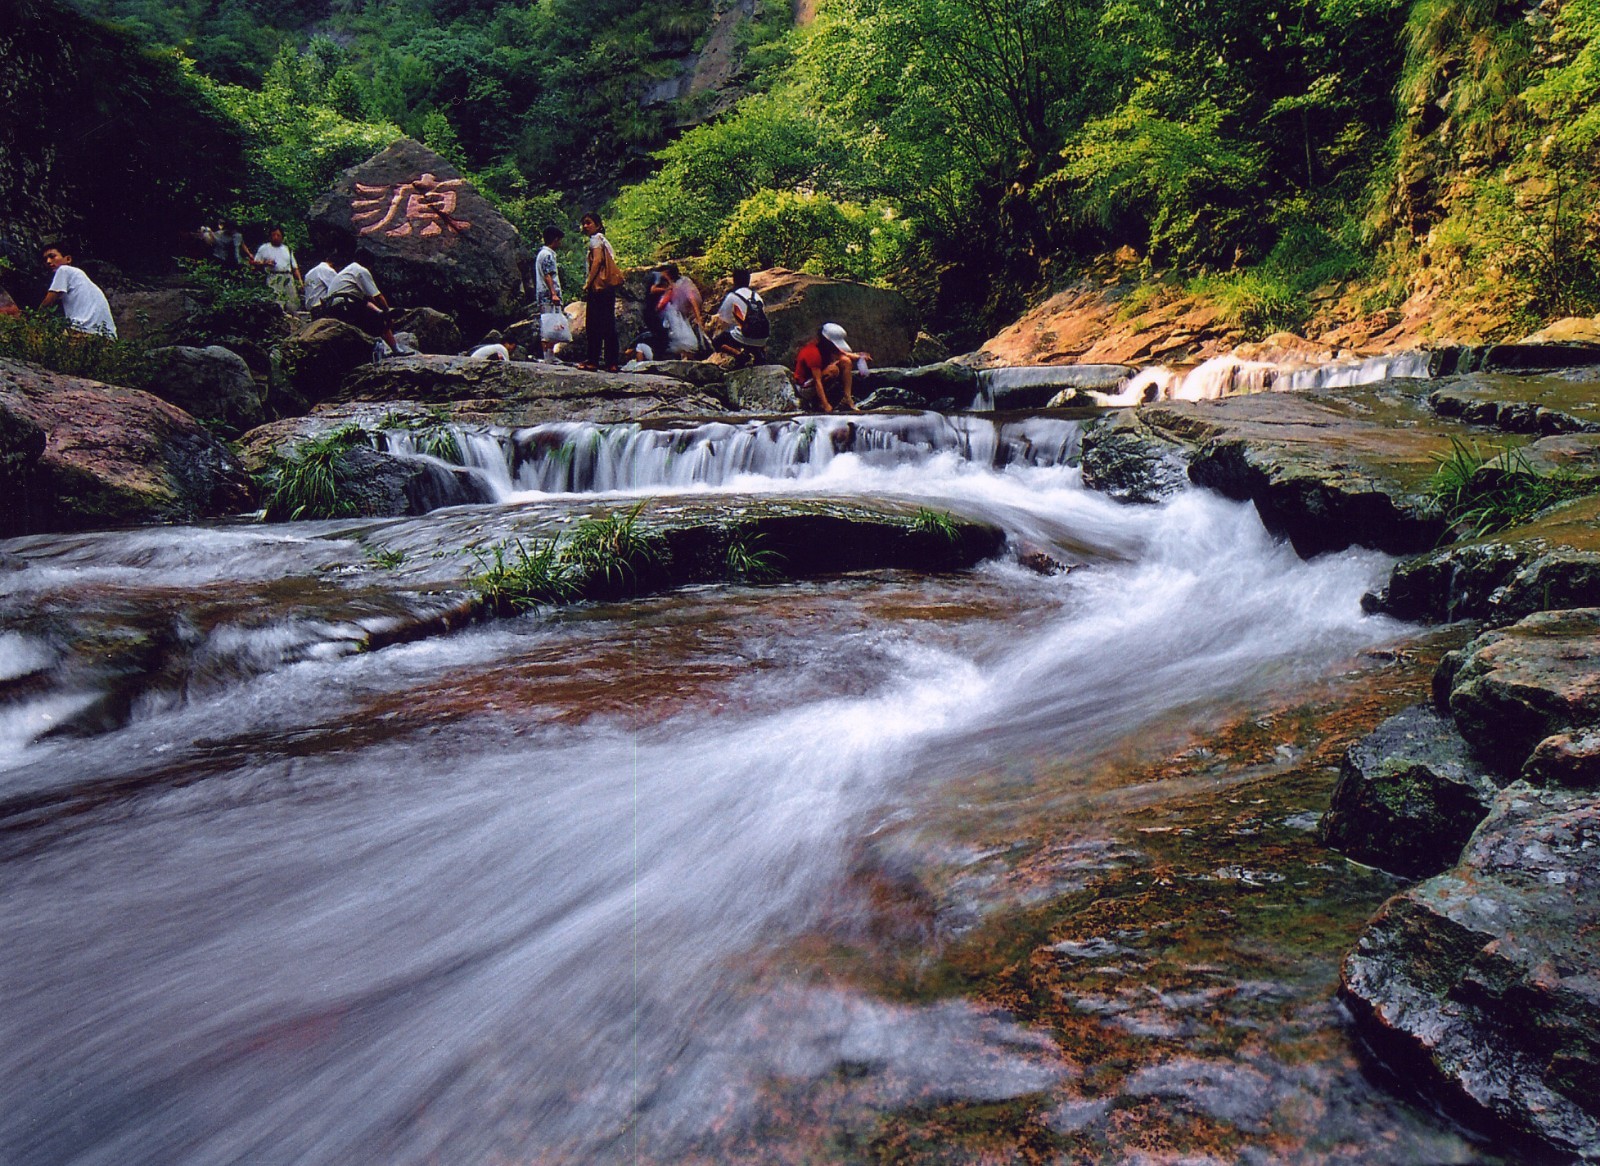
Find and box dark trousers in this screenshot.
[586,287,619,367]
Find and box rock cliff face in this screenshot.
[307,139,525,332]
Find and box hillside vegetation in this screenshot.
[13,0,1600,342]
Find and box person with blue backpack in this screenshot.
[711,268,769,366]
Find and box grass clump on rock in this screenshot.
[471,503,667,612]
[257,426,371,521]
[470,537,577,612]
[1427,436,1600,538]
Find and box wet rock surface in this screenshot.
[1320,704,1500,878]
[1366,494,1600,623]
[1091,382,1476,553]
[1079,410,1191,503]
[1340,783,1600,1160]
[1436,608,1600,777]
[0,356,250,534]
[332,356,730,425]
[0,495,1004,763]
[1428,371,1600,435]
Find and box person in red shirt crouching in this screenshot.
[793,322,864,413]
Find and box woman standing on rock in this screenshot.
[579,213,622,372]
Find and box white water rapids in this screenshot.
[0,426,1484,1164]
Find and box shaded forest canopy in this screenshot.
[13,0,1600,338]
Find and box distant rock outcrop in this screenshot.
[307,139,524,332]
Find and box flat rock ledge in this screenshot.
[1080,382,1478,554]
[1340,784,1600,1160]
[1366,493,1600,624]
[335,356,733,425]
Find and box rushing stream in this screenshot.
[0,415,1513,1164]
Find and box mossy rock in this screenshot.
[1320,704,1499,879]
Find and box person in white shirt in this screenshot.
[711,267,768,366]
[39,244,117,339]
[323,248,408,355]
[302,256,337,313]
[468,342,516,361]
[250,226,302,310]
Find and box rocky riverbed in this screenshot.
[5,300,1600,1161]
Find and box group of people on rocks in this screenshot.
[30,215,873,413]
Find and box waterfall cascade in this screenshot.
[381,413,1084,502]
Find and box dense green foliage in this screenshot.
[2,0,249,273]
[25,0,1600,337]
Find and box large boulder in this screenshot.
[1365,494,1600,623]
[864,361,981,410]
[750,269,919,370]
[307,138,524,332]
[1435,609,1600,779]
[1319,704,1500,879]
[0,356,251,534]
[272,317,376,414]
[107,286,197,345]
[1341,784,1600,1159]
[725,365,798,413]
[1080,410,1191,504]
[393,306,463,355]
[144,344,263,431]
[1086,381,1487,555]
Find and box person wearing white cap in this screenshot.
[792,322,865,413]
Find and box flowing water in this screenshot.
[0,415,1514,1164]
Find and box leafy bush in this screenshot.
[171,259,286,348]
[608,95,864,263]
[0,311,154,389]
[704,190,911,283]
[256,426,370,521]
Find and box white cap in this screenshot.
[821,322,850,349]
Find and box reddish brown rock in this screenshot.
[0,356,251,533]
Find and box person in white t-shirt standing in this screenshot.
[39,244,117,339]
[251,226,302,311]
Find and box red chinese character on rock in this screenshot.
[352,173,473,239]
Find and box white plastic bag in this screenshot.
[662,305,698,356]
[540,310,573,343]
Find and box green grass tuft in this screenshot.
[470,537,576,611]
[257,426,370,521]
[1426,436,1600,538]
[725,531,787,582]
[908,508,960,542]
